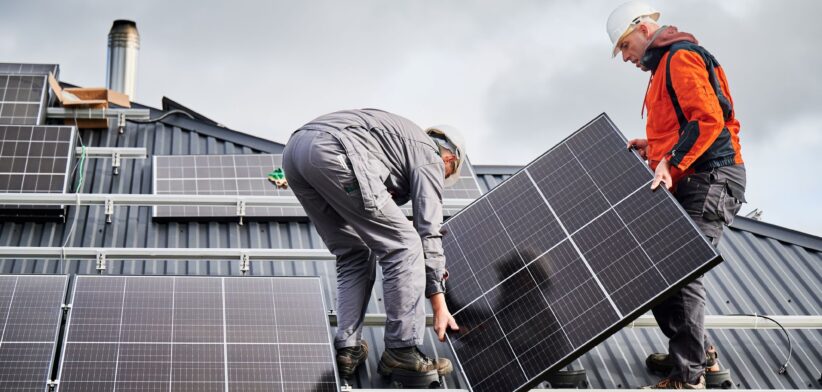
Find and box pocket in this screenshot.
[674,174,709,216]
[702,182,742,225]
[702,183,726,222]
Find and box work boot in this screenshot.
[642,375,706,389]
[337,341,368,379]
[646,346,720,375]
[377,346,453,377]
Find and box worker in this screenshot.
[607,1,747,389]
[280,109,462,383]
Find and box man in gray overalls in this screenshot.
[282,109,463,382]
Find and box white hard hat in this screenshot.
[426,124,466,187]
[607,1,660,57]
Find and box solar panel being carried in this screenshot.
[153,154,482,220]
[443,114,720,392]
[56,276,338,392]
[0,275,68,392]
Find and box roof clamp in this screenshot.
[117,112,127,134]
[104,197,114,224]
[236,200,246,226]
[111,152,122,175]
[47,380,58,391]
[96,251,107,272]
[239,252,250,275]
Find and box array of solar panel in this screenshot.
[57,276,338,392]
[442,114,720,392]
[0,125,76,193]
[0,275,69,391]
[153,154,482,220]
[0,63,59,76]
[0,75,48,125]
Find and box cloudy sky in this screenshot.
[3,0,820,236]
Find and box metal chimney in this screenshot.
[106,20,139,100]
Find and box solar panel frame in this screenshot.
[152,153,482,221]
[55,275,340,392]
[443,113,722,392]
[0,274,69,392]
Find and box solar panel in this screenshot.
[0,63,59,76]
[0,75,48,125]
[153,154,482,220]
[443,114,721,392]
[0,125,77,220]
[0,125,76,193]
[56,276,338,392]
[0,275,69,391]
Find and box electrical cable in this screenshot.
[129,109,194,123]
[60,129,86,275]
[727,313,792,374]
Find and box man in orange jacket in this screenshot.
[607,1,747,389]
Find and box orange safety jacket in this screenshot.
[641,27,743,184]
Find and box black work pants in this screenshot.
[652,164,746,383]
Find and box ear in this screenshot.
[637,24,651,38]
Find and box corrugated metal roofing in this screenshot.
[0,110,819,389]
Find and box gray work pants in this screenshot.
[282,129,426,349]
[653,164,746,383]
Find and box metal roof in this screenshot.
[0,108,819,389]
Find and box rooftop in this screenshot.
[0,69,819,390]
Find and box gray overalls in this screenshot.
[282,109,447,349]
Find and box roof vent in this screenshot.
[106,20,139,101]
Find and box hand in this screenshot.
[430,293,459,342]
[651,158,672,191]
[627,138,648,160]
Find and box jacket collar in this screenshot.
[639,26,699,72]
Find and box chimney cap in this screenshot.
[112,19,137,28]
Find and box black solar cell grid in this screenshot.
[0,275,68,392]
[56,276,338,392]
[0,125,75,194]
[443,114,720,392]
[0,75,47,125]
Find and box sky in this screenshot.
[2,0,821,236]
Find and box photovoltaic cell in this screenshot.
[0,75,48,125]
[0,275,69,392]
[56,276,338,392]
[443,114,720,392]
[153,154,482,220]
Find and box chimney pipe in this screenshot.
[106,20,139,100]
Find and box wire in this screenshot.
[727,313,792,375]
[60,130,86,275]
[129,109,194,123]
